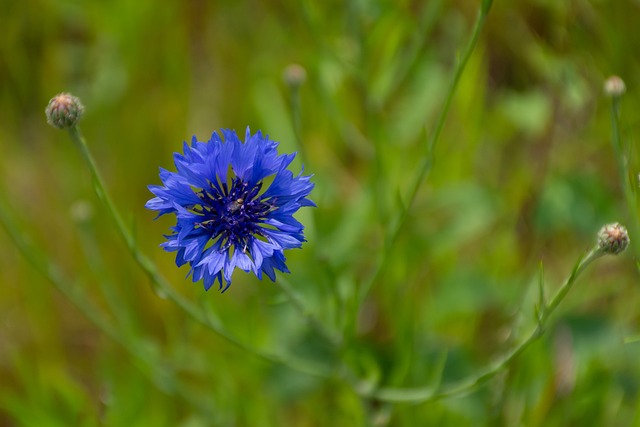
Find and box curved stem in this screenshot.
[275,276,342,347]
[0,197,175,393]
[357,2,492,306]
[369,246,604,403]
[0,197,120,345]
[66,126,330,379]
[609,96,640,258]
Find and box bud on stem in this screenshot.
[597,223,629,255]
[45,93,85,129]
[604,76,626,98]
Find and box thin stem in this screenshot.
[369,246,604,403]
[0,195,239,414]
[66,126,331,379]
[274,276,373,398]
[357,2,492,306]
[609,96,640,258]
[288,85,305,160]
[74,218,134,331]
[275,276,342,347]
[0,196,173,393]
[0,200,118,343]
[274,79,345,340]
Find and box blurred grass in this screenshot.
[2,0,640,425]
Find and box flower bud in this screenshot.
[45,93,85,129]
[604,76,626,97]
[597,223,629,255]
[69,200,94,224]
[282,64,307,88]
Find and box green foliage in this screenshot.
[2,0,640,425]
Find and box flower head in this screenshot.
[282,64,307,88]
[597,222,629,255]
[45,93,85,129]
[604,76,626,97]
[146,128,315,292]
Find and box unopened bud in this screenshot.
[604,76,626,97]
[597,223,629,255]
[282,64,307,88]
[69,200,94,223]
[45,93,84,129]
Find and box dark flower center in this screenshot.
[194,177,274,252]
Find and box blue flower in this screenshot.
[146,128,315,292]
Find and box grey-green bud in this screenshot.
[597,223,629,255]
[282,64,307,88]
[604,76,626,97]
[45,93,85,129]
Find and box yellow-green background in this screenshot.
[1,0,640,425]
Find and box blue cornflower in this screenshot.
[146,128,315,292]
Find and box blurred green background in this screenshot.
[2,0,640,425]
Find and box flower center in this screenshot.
[194,177,273,252]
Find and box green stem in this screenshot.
[274,276,374,398]
[357,2,491,306]
[609,96,640,258]
[0,196,174,393]
[74,218,134,331]
[66,126,331,379]
[275,276,341,347]
[282,65,358,359]
[0,196,234,414]
[369,246,604,403]
[0,199,117,344]
[288,85,305,159]
[68,127,133,249]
